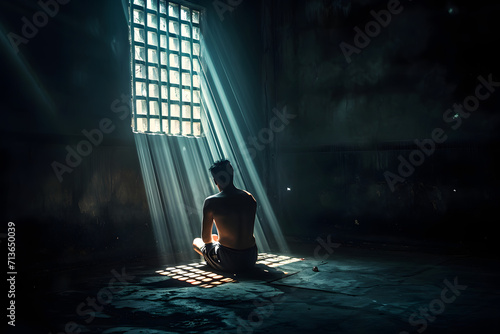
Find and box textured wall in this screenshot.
[265,0,500,248]
[1,0,156,267]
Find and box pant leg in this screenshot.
[200,242,225,271]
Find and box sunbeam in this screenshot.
[131,1,288,265]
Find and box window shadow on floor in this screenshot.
[152,253,305,288]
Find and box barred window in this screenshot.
[130,0,202,136]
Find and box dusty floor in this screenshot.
[9,239,500,334]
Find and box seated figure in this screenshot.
[193,159,258,273]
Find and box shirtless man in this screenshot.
[193,159,258,272]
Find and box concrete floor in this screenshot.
[10,239,500,334]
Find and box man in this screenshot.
[193,159,258,273]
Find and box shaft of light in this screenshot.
[134,22,289,264]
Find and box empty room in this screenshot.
[1,0,499,333]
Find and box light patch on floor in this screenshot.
[154,253,305,288]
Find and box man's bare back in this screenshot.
[203,188,256,250]
[194,159,258,272]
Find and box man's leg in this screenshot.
[194,235,219,257]
[193,237,224,271]
[193,237,204,256]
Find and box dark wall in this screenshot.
[267,0,500,249]
[1,0,150,268]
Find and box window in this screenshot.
[130,0,202,136]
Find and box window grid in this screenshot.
[130,0,202,136]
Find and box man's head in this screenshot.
[209,159,234,190]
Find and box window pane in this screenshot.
[161,68,167,82]
[147,0,157,11]
[147,31,157,46]
[161,85,168,99]
[182,105,191,118]
[182,121,191,135]
[135,46,145,61]
[171,104,180,117]
[193,74,200,88]
[181,56,191,70]
[150,101,159,115]
[148,66,158,80]
[170,87,180,101]
[134,28,145,43]
[134,0,145,7]
[193,122,201,136]
[150,118,161,132]
[169,37,179,51]
[193,89,200,103]
[160,17,167,31]
[193,43,200,56]
[159,0,167,14]
[169,54,179,67]
[148,48,158,63]
[162,119,168,133]
[193,27,200,40]
[182,72,191,86]
[170,70,179,84]
[169,3,179,18]
[133,9,145,25]
[160,51,167,65]
[136,100,147,115]
[149,84,159,98]
[135,64,146,78]
[160,35,167,48]
[181,40,190,53]
[192,10,200,24]
[181,24,190,38]
[182,89,191,102]
[171,120,181,135]
[147,13,157,28]
[171,120,180,134]
[193,58,200,72]
[181,7,190,21]
[193,106,201,119]
[169,21,179,35]
[137,118,148,132]
[136,82,147,96]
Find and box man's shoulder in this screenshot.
[204,193,226,204]
[204,194,219,202]
[240,190,256,203]
[205,189,255,201]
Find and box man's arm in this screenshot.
[201,198,214,244]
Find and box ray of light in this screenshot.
[133,13,289,265]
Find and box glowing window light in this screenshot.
[255,254,303,267]
[154,254,302,288]
[156,262,239,287]
[130,0,202,137]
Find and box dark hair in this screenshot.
[209,159,233,187]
